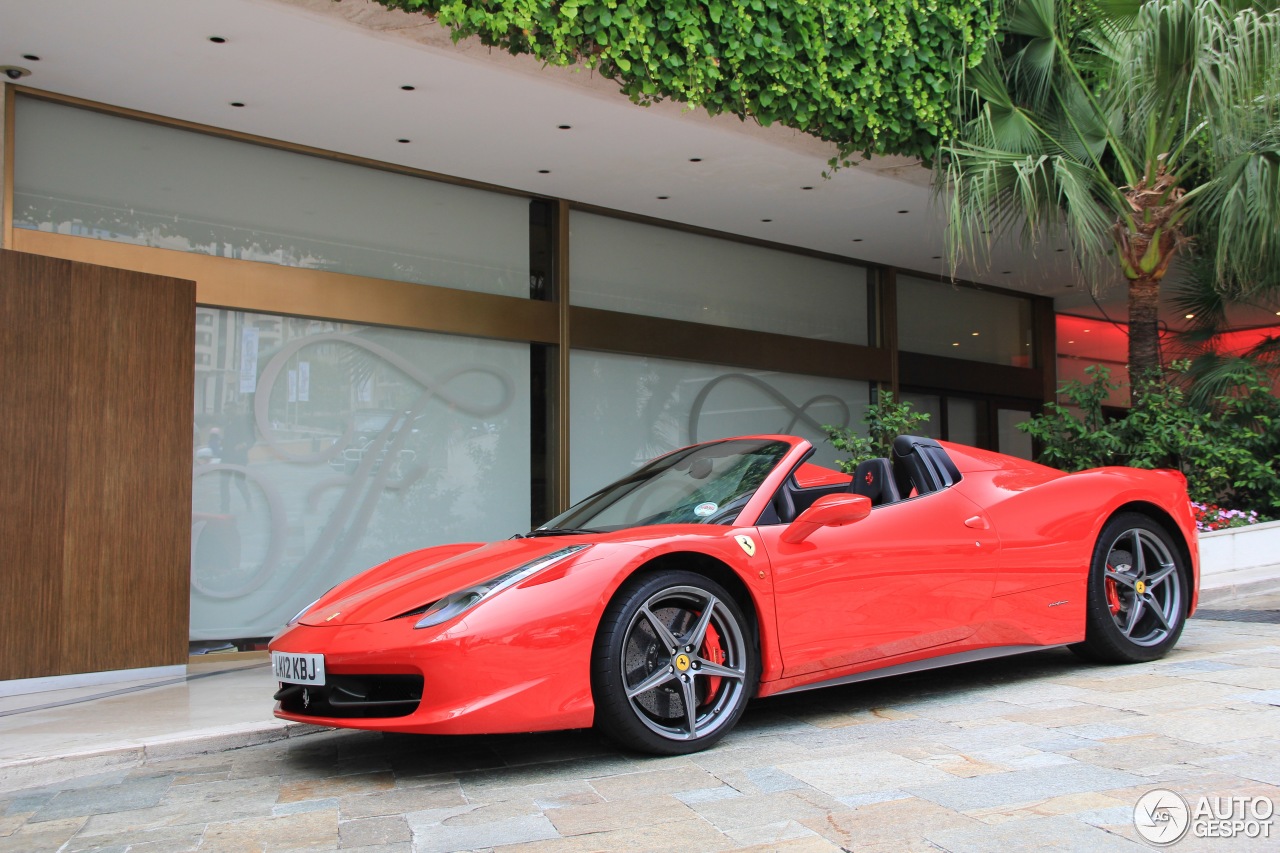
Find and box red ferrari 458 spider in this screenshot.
[270,434,1199,754]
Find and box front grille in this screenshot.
[275,674,423,718]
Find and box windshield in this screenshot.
[541,439,791,532]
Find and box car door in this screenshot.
[757,486,1000,679]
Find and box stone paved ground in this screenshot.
[3,604,1279,853]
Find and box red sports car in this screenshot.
[270,434,1199,754]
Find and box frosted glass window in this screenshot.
[998,408,1034,460]
[571,212,869,344]
[14,98,530,296]
[190,311,530,643]
[898,392,943,440]
[570,350,869,499]
[897,275,1034,366]
[946,397,982,446]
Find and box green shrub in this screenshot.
[823,390,931,473]
[1019,363,1280,519]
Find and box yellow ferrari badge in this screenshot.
[1135,580,1146,595]
[675,653,691,672]
[735,535,756,557]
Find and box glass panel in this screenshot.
[946,397,983,446]
[897,275,1034,366]
[570,212,869,345]
[898,392,943,440]
[14,98,530,296]
[997,408,1034,460]
[547,439,791,530]
[569,350,869,500]
[191,310,530,644]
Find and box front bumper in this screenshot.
[270,586,601,735]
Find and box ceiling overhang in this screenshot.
[3,0,1277,330]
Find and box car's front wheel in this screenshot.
[1072,513,1188,663]
[592,571,758,754]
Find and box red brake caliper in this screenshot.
[1105,564,1122,615]
[700,621,725,707]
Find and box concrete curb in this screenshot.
[0,721,331,794]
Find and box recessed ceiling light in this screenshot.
[397,138,411,144]
[401,85,416,91]
[971,332,980,336]
[952,342,960,347]
[537,169,550,174]
[208,36,226,44]
[22,54,40,61]
[557,124,572,130]
[229,102,245,107]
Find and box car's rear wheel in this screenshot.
[1071,513,1188,663]
[592,571,757,754]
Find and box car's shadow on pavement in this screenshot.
[275,646,1106,780]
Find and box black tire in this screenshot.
[1071,513,1189,663]
[592,570,758,755]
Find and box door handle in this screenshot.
[964,515,990,530]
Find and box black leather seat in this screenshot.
[850,458,901,506]
[891,435,962,496]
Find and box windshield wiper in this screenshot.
[515,527,600,538]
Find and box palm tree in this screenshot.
[939,0,1280,402]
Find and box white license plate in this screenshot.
[272,652,325,686]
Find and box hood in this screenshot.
[298,538,598,627]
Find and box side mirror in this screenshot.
[781,493,871,544]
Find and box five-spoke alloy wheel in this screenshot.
[1073,513,1188,663]
[593,571,758,754]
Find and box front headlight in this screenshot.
[414,544,590,629]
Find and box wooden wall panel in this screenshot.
[0,249,194,680]
[0,252,71,678]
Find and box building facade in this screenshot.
[1,80,1052,679]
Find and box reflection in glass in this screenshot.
[570,351,869,500]
[546,439,791,531]
[191,311,530,644]
[897,275,1034,366]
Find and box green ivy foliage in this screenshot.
[373,0,998,162]
[1019,364,1280,519]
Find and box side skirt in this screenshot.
[771,644,1066,697]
